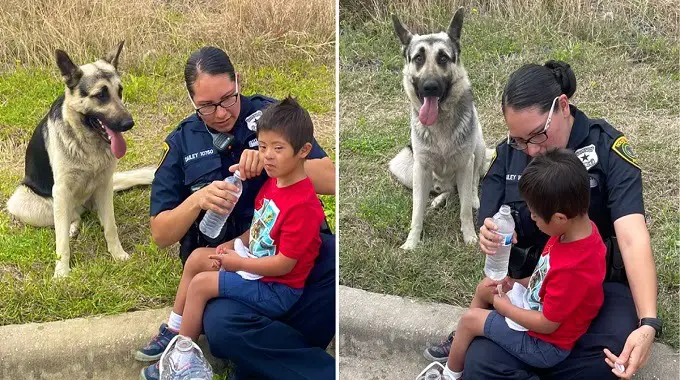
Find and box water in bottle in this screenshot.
[199,170,243,239]
[484,204,515,281]
[159,335,213,380]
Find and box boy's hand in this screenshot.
[229,150,264,180]
[209,250,242,272]
[491,277,514,295]
[493,287,512,315]
[216,241,233,255]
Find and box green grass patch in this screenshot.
[340,9,679,349]
[0,52,335,326]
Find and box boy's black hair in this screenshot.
[518,147,590,222]
[256,96,314,152]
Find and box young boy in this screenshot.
[137,97,325,379]
[438,148,606,379]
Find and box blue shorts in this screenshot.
[218,270,302,319]
[483,310,571,368]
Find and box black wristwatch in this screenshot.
[639,317,663,338]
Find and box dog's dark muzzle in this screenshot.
[419,79,445,98]
[112,118,134,132]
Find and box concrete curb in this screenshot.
[339,286,679,380]
[0,306,335,379]
[0,307,228,379]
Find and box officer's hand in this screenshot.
[479,218,518,255]
[230,150,264,180]
[479,218,500,255]
[196,181,239,215]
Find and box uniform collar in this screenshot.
[566,105,590,149]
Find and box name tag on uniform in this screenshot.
[246,110,263,132]
[575,144,598,170]
[184,149,215,163]
[506,174,521,181]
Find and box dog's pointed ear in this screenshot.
[55,50,83,90]
[103,40,125,70]
[392,14,412,47]
[447,7,465,43]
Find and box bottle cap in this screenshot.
[234,170,242,179]
[499,204,511,215]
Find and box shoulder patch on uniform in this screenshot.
[611,136,640,169]
[575,144,598,171]
[246,110,263,131]
[156,142,170,171]
[484,149,497,178]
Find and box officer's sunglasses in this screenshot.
[188,76,240,116]
[507,96,559,151]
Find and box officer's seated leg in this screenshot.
[543,283,637,379]
[202,233,336,379]
[464,337,540,380]
[278,232,336,348]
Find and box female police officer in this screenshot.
[144,46,336,379]
[424,61,660,380]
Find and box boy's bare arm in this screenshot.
[493,295,560,335]
[211,250,297,277]
[216,229,251,252]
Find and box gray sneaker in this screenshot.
[423,331,454,363]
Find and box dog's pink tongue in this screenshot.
[105,127,127,159]
[418,96,439,126]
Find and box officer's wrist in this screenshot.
[187,190,204,213]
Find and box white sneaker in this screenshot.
[415,361,461,380]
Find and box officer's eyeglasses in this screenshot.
[188,76,239,116]
[507,96,559,151]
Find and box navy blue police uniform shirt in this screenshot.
[150,94,327,259]
[479,104,645,254]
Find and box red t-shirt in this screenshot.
[249,177,324,289]
[526,221,606,350]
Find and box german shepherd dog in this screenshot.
[389,8,488,249]
[6,41,154,278]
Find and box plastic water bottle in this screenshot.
[484,205,515,281]
[159,335,213,379]
[199,170,243,239]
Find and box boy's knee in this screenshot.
[459,308,479,330]
[188,271,214,293]
[185,248,213,272]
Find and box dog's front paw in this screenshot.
[110,247,130,261]
[463,231,478,245]
[400,240,418,250]
[400,233,420,250]
[53,260,71,278]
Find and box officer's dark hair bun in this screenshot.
[544,60,576,98]
[185,46,235,98]
[502,60,578,114]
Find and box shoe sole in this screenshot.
[134,350,162,362]
[423,348,449,363]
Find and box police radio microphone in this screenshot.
[212,131,235,152]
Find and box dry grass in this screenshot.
[342,0,680,36]
[0,0,335,70]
